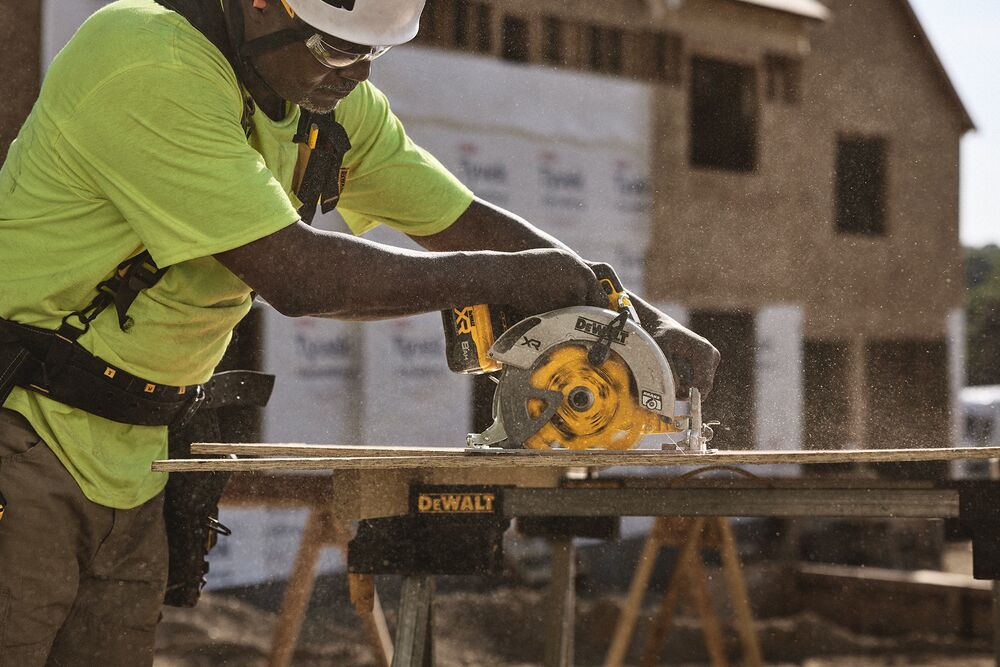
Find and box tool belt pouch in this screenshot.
[163,370,274,607]
[163,408,230,607]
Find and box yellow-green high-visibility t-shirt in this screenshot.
[0,0,473,509]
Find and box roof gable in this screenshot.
[896,0,975,132]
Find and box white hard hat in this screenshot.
[282,0,425,47]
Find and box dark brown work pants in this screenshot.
[0,408,167,666]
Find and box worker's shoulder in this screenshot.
[64,0,233,87]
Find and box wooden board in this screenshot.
[192,443,465,457]
[153,445,1000,473]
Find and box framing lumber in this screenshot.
[154,445,1000,473]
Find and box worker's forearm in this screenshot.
[217,220,604,320]
[277,231,522,319]
[420,198,673,331]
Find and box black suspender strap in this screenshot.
[155,0,256,137]
[31,249,167,388]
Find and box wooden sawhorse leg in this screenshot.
[604,517,763,667]
[717,518,763,666]
[640,520,730,666]
[350,574,394,666]
[267,508,392,667]
[604,519,672,667]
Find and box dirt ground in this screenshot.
[154,583,995,667]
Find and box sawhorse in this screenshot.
[604,517,762,667]
[267,508,394,667]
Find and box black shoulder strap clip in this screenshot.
[62,250,169,338]
[111,252,170,331]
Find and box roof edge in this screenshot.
[730,0,830,22]
[898,0,976,133]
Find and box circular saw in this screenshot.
[466,279,714,452]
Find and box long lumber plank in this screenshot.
[192,443,466,457]
[153,445,1000,472]
[193,443,1000,461]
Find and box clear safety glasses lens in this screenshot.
[304,34,391,69]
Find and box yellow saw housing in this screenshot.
[524,344,680,450]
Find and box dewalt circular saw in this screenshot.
[443,266,715,452]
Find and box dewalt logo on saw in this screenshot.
[575,317,629,344]
[416,492,496,514]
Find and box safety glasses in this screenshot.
[303,34,392,69]
[279,0,391,69]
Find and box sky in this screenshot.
[908,0,1000,248]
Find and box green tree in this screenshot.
[966,244,1000,386]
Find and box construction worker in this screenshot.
[0,0,720,664]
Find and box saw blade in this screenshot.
[497,342,676,450]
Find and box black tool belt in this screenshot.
[0,318,204,427]
[0,318,274,428]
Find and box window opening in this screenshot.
[765,53,801,104]
[501,16,530,63]
[689,56,758,172]
[543,16,563,65]
[417,0,438,43]
[588,25,623,74]
[966,414,994,446]
[474,4,492,53]
[835,135,887,235]
[453,0,469,48]
[652,32,682,84]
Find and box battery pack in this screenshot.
[441,305,515,374]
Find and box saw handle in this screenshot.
[591,263,639,320]
[591,263,626,306]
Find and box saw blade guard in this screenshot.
[483,307,682,449]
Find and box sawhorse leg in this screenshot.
[639,518,708,667]
[717,519,763,666]
[545,537,577,667]
[392,575,434,667]
[268,509,392,667]
[350,574,394,667]
[268,509,333,667]
[607,517,762,667]
[604,520,669,667]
